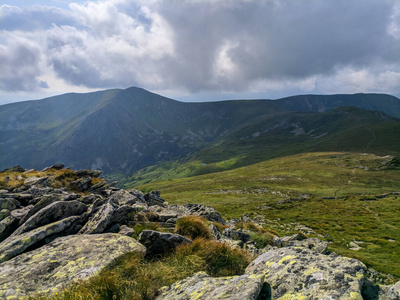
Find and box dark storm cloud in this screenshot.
[0,0,399,97]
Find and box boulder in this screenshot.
[118,225,135,237]
[10,205,33,220]
[144,191,164,206]
[245,247,367,299]
[0,199,20,211]
[0,215,83,263]
[283,237,328,254]
[75,169,102,177]
[388,281,400,300]
[0,209,10,222]
[10,200,87,237]
[41,164,64,171]
[24,176,48,186]
[112,189,139,205]
[71,176,92,191]
[156,271,265,300]
[0,233,146,299]
[79,199,116,234]
[184,204,226,224]
[138,230,192,256]
[223,227,251,242]
[0,216,19,242]
[19,193,65,224]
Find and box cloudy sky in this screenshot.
[1,0,400,104]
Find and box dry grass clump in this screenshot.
[234,221,278,248]
[174,215,212,240]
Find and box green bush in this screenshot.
[174,216,211,240]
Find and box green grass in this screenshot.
[136,152,400,278]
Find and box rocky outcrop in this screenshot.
[0,234,146,299]
[156,271,265,300]
[0,165,398,299]
[245,246,367,299]
[138,230,192,256]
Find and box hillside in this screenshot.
[137,152,400,278]
[1,87,400,185]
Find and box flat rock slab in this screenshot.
[245,246,367,299]
[156,271,265,300]
[0,233,146,299]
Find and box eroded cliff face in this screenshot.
[0,165,399,299]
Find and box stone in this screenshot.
[0,198,20,211]
[118,225,135,237]
[75,169,102,177]
[24,177,48,186]
[112,189,139,205]
[223,227,251,242]
[209,223,222,240]
[138,230,192,256]
[388,281,400,300]
[2,166,25,173]
[0,209,10,222]
[0,215,83,263]
[184,204,226,224]
[10,200,87,237]
[245,247,367,299]
[41,164,64,171]
[280,233,307,246]
[79,199,116,234]
[0,234,146,299]
[10,205,33,220]
[19,193,64,224]
[71,176,92,191]
[156,271,265,300]
[0,216,19,242]
[283,237,328,254]
[144,191,165,206]
[129,189,146,201]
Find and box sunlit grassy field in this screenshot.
[137,152,400,278]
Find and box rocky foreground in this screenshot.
[0,165,399,299]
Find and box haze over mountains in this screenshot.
[1,86,400,184]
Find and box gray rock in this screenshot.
[0,198,20,211]
[0,233,146,298]
[24,176,48,186]
[184,204,226,224]
[245,247,366,299]
[118,225,135,237]
[10,205,33,220]
[112,189,139,205]
[388,281,400,300]
[284,237,328,254]
[76,169,102,177]
[273,236,282,247]
[0,216,19,242]
[223,228,251,242]
[0,215,83,263]
[0,209,10,221]
[71,176,92,191]
[129,189,145,201]
[10,200,87,237]
[144,191,165,206]
[209,223,222,240]
[138,230,192,256]
[156,271,265,300]
[19,193,64,224]
[41,164,64,171]
[280,233,307,246]
[79,199,116,234]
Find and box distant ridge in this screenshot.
[1,87,399,183]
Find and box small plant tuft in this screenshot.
[174,216,212,240]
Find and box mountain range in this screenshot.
[1,87,400,185]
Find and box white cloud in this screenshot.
[0,0,399,101]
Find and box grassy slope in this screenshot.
[121,107,400,188]
[136,152,400,278]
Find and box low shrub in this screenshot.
[131,223,162,239]
[174,216,211,240]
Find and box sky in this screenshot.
[1,0,400,104]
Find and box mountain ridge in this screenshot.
[1,87,400,183]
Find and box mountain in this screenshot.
[1,87,400,184]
